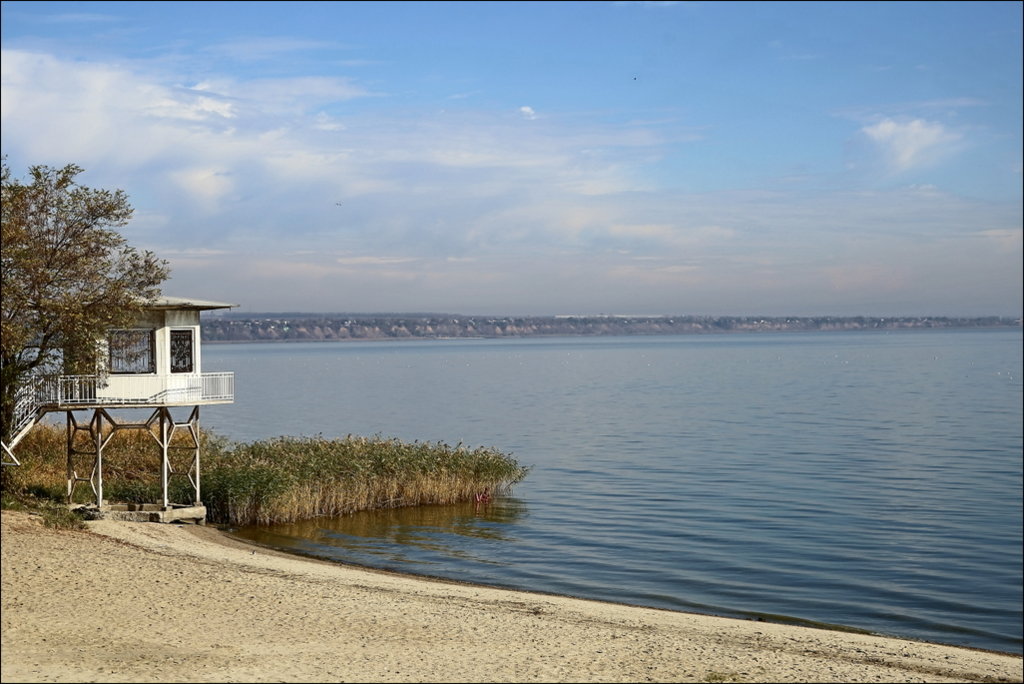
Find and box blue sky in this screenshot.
[2,1,1021,316]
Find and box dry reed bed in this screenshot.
[2,424,529,526]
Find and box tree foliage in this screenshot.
[1,160,170,440]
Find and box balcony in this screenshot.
[35,372,235,409]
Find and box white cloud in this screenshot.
[231,76,370,112]
[144,90,237,121]
[336,256,419,266]
[977,228,1023,252]
[2,45,1018,317]
[606,223,736,248]
[607,223,677,240]
[861,118,961,171]
[169,167,235,211]
[313,112,346,131]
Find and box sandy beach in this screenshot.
[1,510,1020,683]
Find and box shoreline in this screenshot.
[201,323,1023,345]
[3,510,1021,683]
[221,527,966,650]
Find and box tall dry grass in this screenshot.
[1,423,529,526]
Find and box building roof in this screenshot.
[146,296,238,311]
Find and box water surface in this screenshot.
[201,329,1023,654]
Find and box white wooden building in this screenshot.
[2,296,236,523]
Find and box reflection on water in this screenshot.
[232,497,529,573]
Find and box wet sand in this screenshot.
[2,510,1021,683]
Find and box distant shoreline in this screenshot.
[201,314,1022,344]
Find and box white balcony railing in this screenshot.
[35,372,234,408]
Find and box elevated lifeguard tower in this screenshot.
[2,296,236,523]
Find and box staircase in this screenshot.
[2,380,46,466]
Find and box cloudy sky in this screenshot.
[2,1,1021,316]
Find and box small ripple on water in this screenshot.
[217,330,1023,655]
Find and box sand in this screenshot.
[2,510,1021,683]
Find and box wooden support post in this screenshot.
[190,406,201,505]
[160,407,171,509]
[92,409,104,509]
[65,411,74,503]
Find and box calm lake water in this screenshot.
[200,329,1023,654]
